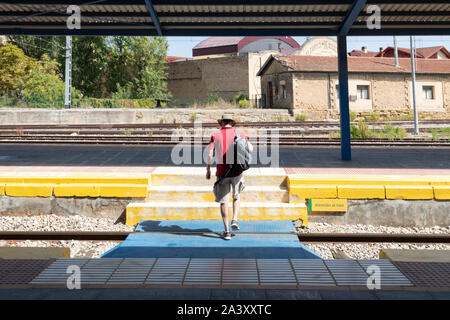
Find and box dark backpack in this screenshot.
[221,129,251,178]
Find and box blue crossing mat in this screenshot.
[102,233,319,259]
[103,220,320,259]
[135,220,296,233]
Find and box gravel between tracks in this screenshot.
[0,216,448,259]
[298,222,450,259]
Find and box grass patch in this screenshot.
[330,120,407,140]
[295,114,307,122]
[430,127,450,140]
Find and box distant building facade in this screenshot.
[168,37,338,106]
[258,55,450,118]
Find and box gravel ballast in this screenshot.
[0,216,448,259]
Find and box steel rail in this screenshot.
[0,231,449,243]
[0,119,449,130]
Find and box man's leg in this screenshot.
[221,202,229,232]
[232,198,240,222]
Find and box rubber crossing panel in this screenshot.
[103,219,318,259]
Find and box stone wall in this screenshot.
[0,108,296,125]
[0,196,132,220]
[168,56,249,105]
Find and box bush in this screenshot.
[21,55,81,108]
[350,120,374,138]
[238,98,250,108]
[234,92,247,104]
[295,114,307,121]
[207,92,220,104]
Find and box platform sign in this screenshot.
[308,199,347,212]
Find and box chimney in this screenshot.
[361,46,368,53]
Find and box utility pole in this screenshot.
[394,36,399,67]
[410,36,419,135]
[64,36,72,109]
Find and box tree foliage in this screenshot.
[22,54,80,108]
[106,36,169,99]
[0,43,36,94]
[2,36,170,101]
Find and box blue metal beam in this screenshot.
[337,35,352,161]
[338,0,367,35]
[144,0,163,36]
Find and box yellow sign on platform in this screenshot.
[308,199,348,212]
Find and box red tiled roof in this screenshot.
[349,49,377,57]
[167,56,191,62]
[417,46,450,59]
[375,46,450,59]
[265,55,450,74]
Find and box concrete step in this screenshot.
[126,202,307,226]
[151,167,287,187]
[146,185,289,203]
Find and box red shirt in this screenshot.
[209,126,249,177]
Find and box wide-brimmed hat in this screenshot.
[217,114,235,124]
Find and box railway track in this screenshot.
[0,120,448,146]
[0,231,449,243]
[1,119,449,130]
[0,136,448,146]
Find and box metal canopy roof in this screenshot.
[0,1,449,36]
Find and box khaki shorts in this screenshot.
[213,174,245,204]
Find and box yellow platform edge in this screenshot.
[288,175,450,200]
[0,247,70,259]
[126,206,307,226]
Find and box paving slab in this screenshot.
[380,249,450,263]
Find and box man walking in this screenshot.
[206,114,253,240]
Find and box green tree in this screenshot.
[0,43,36,95]
[106,36,170,99]
[7,36,65,68]
[22,54,80,108]
[72,36,108,97]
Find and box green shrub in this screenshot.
[364,112,380,121]
[234,92,247,104]
[350,120,374,138]
[295,114,307,121]
[207,92,220,104]
[238,98,250,108]
[350,111,357,121]
[21,55,81,108]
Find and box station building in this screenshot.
[257,55,450,118]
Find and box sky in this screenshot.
[167,36,450,58]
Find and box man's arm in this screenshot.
[206,136,215,180]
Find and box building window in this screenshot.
[357,85,370,99]
[423,86,434,100]
[336,84,339,99]
[281,85,287,99]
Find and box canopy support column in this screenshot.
[337,35,351,161]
